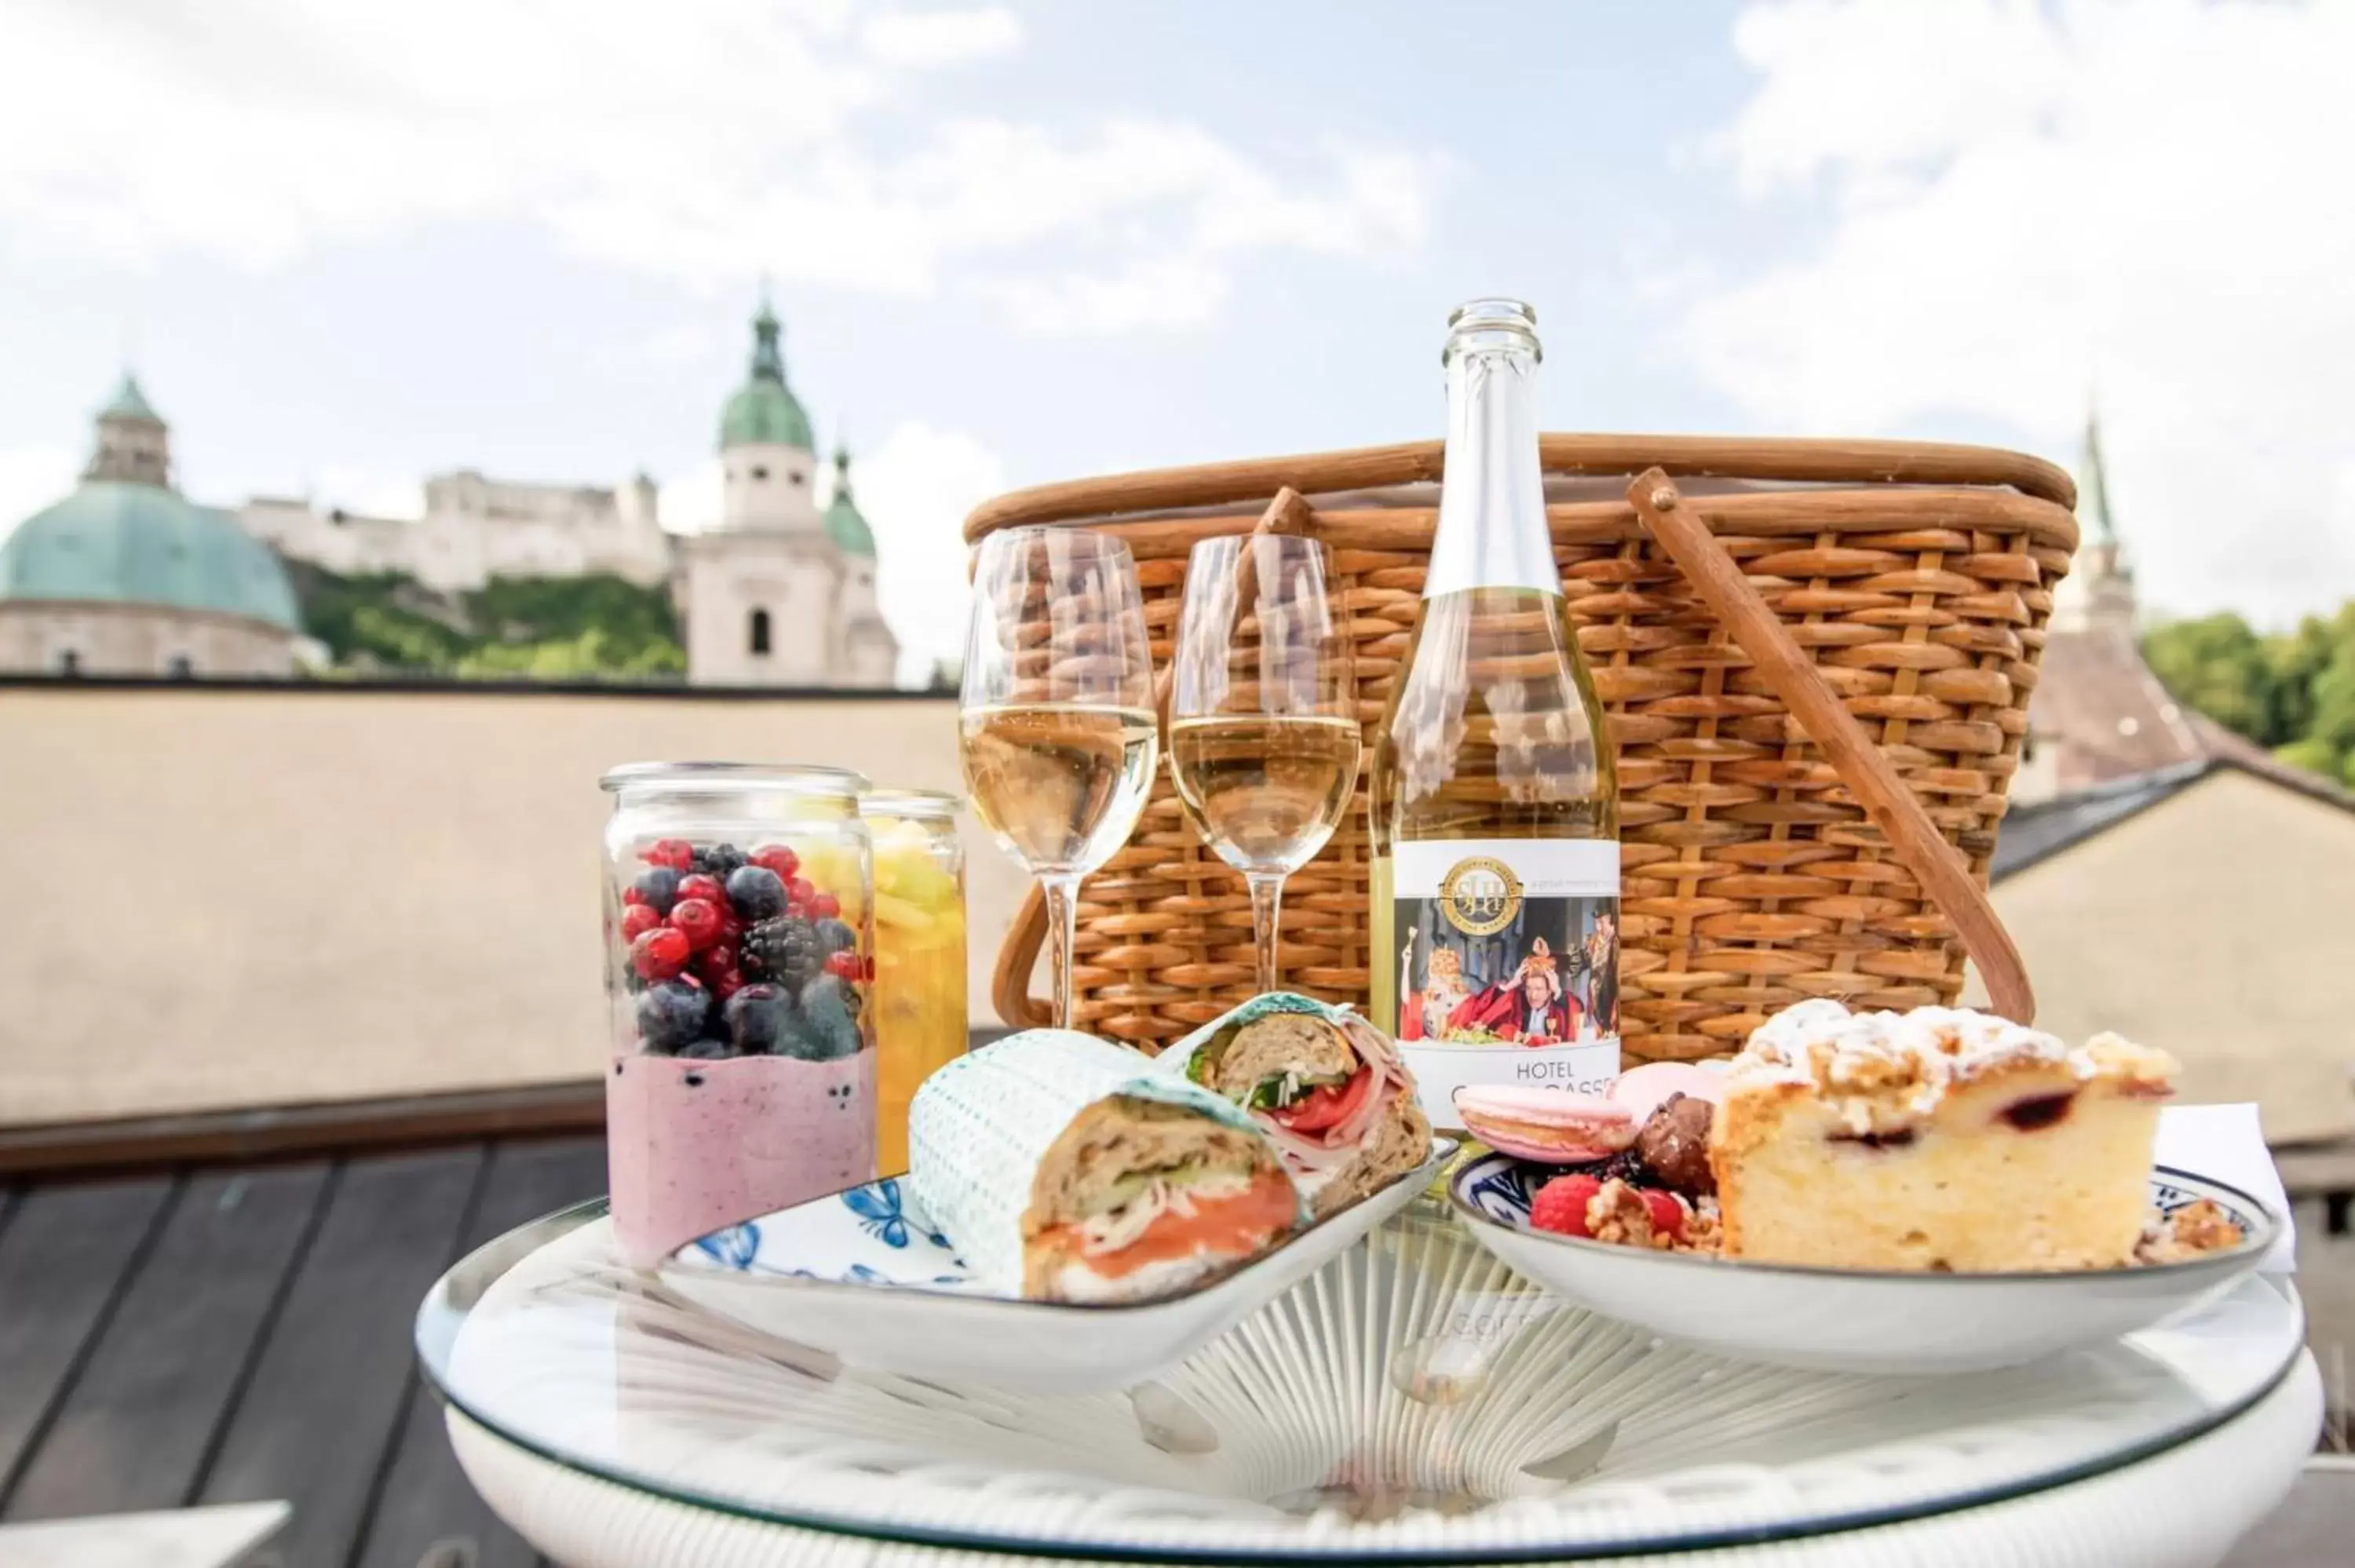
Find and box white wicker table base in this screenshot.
[450,1351,2320,1568]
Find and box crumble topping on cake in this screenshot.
[2135,1199,2247,1264]
[1734,999,2177,1137]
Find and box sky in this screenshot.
[1,0,2350,684]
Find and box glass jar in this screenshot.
[598,762,877,1268]
[860,789,969,1176]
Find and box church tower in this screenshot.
[86,373,172,487]
[681,296,895,687]
[2052,408,2139,636]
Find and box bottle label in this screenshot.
[1387,838,1620,1130]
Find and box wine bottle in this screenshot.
[1368,299,1619,1130]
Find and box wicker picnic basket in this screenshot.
[963,436,2079,1063]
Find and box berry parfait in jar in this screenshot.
[600,762,876,1270]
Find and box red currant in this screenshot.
[699,941,739,981]
[808,891,841,919]
[619,904,663,943]
[751,844,800,880]
[706,968,745,1004]
[631,927,690,982]
[668,897,725,950]
[787,877,815,908]
[676,873,728,909]
[643,839,694,872]
[823,949,861,979]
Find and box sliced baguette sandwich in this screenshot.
[1165,994,1432,1217]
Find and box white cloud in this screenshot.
[0,2,1436,334]
[860,5,1021,67]
[850,421,1006,687]
[1678,0,2355,627]
[0,446,78,541]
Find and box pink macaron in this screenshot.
[1451,1085,1637,1165]
[1608,1062,1725,1125]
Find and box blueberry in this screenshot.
[677,1036,734,1060]
[795,974,864,1060]
[692,843,748,879]
[726,865,788,921]
[813,917,857,957]
[634,979,709,1052]
[632,866,681,917]
[724,983,796,1054]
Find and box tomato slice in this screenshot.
[1272,1066,1375,1136]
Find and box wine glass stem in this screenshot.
[1041,873,1081,1030]
[1246,872,1283,994]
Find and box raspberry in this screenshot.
[1529,1174,1603,1238]
[644,839,694,872]
[750,844,801,881]
[669,897,725,951]
[619,904,663,943]
[1638,1188,1685,1241]
[675,873,728,910]
[631,927,691,982]
[808,891,841,919]
[787,876,815,909]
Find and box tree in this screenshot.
[2141,614,2277,743]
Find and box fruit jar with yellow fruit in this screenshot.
[858,789,969,1173]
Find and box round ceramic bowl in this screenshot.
[1448,1153,2280,1374]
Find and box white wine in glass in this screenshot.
[960,703,1159,875]
[1167,534,1360,993]
[958,527,1158,1030]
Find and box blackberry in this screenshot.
[740,915,822,989]
[692,842,748,879]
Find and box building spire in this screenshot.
[748,286,784,385]
[2082,403,2117,546]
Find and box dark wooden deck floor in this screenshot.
[0,1136,606,1567]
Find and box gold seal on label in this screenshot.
[1437,855,1522,935]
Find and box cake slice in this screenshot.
[1710,1001,2177,1272]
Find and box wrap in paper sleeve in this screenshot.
[908,1030,1308,1302]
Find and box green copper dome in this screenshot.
[718,299,815,451]
[823,444,876,556]
[0,482,301,631]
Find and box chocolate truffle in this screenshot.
[1635,1092,1715,1197]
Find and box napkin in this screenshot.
[2152,1103,2297,1274]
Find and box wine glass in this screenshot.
[959,527,1158,1031]
[1168,534,1361,993]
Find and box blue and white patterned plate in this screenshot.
[656,1137,1455,1392]
[1451,1154,2280,1375]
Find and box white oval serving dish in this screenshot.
[659,1136,1455,1391]
[1448,1153,2279,1375]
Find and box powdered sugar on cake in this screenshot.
[1736,999,2169,1136]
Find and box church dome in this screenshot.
[1,483,301,631]
[1,375,300,633]
[718,299,814,452]
[823,445,876,557]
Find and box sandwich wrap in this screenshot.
[1157,993,1432,1216]
[909,1030,1308,1302]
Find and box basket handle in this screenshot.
[1626,471,2036,1023]
[988,488,1315,1031]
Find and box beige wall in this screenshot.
[1966,770,2355,1143]
[0,685,1028,1125]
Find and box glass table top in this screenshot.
[415,1194,2306,1562]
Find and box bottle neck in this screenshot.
[1426,340,1558,600]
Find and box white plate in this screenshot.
[1449,1154,2280,1374]
[660,1136,1455,1391]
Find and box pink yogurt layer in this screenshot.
[608,1049,877,1270]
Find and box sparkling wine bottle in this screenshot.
[1368,299,1619,1130]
